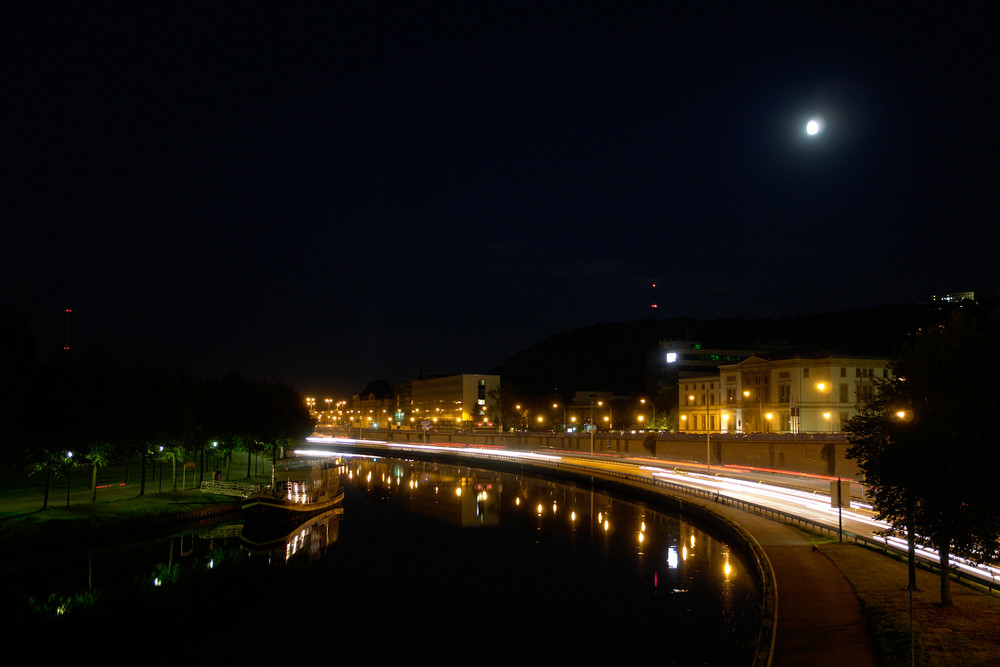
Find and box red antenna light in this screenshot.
[64,307,72,352]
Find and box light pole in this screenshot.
[743,389,763,433]
[706,396,711,471]
[589,401,605,455]
[65,451,73,508]
[692,392,711,470]
[817,380,832,432]
[640,398,655,429]
[590,402,596,455]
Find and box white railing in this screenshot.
[199,480,262,498]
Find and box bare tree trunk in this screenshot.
[90,463,98,502]
[42,468,52,510]
[938,539,952,606]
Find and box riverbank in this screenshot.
[0,459,268,556]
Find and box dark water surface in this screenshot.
[4,454,762,663]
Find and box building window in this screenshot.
[840,367,847,377]
[803,368,810,378]
[839,383,849,403]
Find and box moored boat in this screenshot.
[242,455,344,517]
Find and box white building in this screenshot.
[679,352,891,434]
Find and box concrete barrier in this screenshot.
[326,428,861,480]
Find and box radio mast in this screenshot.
[64,308,72,352]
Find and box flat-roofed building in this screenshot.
[408,374,500,429]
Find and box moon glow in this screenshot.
[806,119,821,135]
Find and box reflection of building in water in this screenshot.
[342,455,756,608]
[240,507,343,567]
[351,459,502,527]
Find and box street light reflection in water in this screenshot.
[7,454,762,663]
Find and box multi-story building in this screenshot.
[679,352,892,434]
[649,340,765,394]
[351,379,396,429]
[406,374,500,429]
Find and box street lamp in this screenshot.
[816,380,832,433]
[743,389,764,433]
[691,391,711,470]
[589,401,606,455]
[65,450,73,508]
[640,398,655,429]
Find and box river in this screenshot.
[4,453,762,663]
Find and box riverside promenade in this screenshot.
[688,493,878,665]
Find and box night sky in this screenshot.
[4,3,995,398]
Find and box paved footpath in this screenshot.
[689,495,878,666]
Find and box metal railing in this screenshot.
[199,480,261,498]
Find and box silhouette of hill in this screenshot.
[489,302,935,398]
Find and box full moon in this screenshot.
[806,119,821,135]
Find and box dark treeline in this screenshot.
[0,305,314,507]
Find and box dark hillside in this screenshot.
[491,302,934,397]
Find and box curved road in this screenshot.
[304,435,1000,588]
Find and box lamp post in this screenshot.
[743,389,763,433]
[589,401,606,455]
[640,398,655,429]
[692,391,711,471]
[590,402,596,455]
[816,380,832,433]
[65,451,73,508]
[706,395,711,471]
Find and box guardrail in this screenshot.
[545,456,999,593]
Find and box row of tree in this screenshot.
[846,304,1000,605]
[1,308,314,508]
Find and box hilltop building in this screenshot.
[648,340,768,394]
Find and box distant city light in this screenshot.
[666,352,677,363]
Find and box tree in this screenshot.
[846,306,1000,606]
[487,384,522,433]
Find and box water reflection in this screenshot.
[5,454,762,663]
[240,506,343,567]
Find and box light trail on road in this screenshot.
[306,435,1000,588]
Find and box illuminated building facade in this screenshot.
[679,352,891,434]
[407,374,500,428]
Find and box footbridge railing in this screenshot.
[199,480,262,498]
